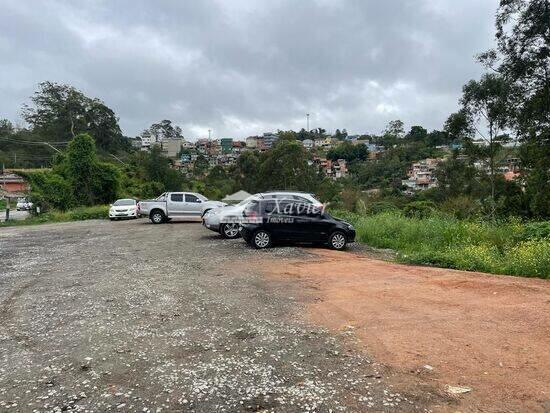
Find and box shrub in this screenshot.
[521,221,550,241]
[366,201,399,215]
[441,196,481,219]
[403,200,437,218]
[23,170,75,211]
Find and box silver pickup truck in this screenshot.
[138,192,226,224]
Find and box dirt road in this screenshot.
[258,249,550,412]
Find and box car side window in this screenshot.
[292,195,311,203]
[185,194,201,203]
[264,200,276,213]
[170,193,183,202]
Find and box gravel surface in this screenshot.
[0,219,430,412]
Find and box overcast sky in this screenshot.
[1,0,499,140]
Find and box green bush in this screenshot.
[403,200,437,218]
[0,205,109,227]
[366,201,399,215]
[333,210,550,279]
[521,221,550,241]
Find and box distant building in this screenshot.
[245,136,258,149]
[140,132,154,150]
[401,158,439,194]
[160,138,185,158]
[262,132,279,149]
[232,141,245,154]
[333,159,348,179]
[302,139,314,150]
[0,173,28,193]
[220,138,233,154]
[311,156,348,180]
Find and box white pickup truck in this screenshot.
[138,192,226,224]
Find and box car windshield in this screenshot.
[113,199,135,206]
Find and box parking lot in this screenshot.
[2,219,549,412]
[0,219,435,412]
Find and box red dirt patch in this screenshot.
[259,249,550,412]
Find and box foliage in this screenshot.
[22,81,128,151]
[477,0,550,217]
[24,134,122,210]
[20,170,75,211]
[140,120,184,145]
[403,200,437,218]
[334,210,550,279]
[327,141,368,162]
[256,140,320,192]
[0,205,110,227]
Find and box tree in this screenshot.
[327,141,369,162]
[459,73,516,212]
[384,120,405,139]
[406,126,428,142]
[257,140,320,192]
[145,120,184,142]
[66,134,98,205]
[334,129,345,141]
[232,150,261,192]
[478,0,550,217]
[193,155,210,177]
[444,110,475,142]
[22,82,126,151]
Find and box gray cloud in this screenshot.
[0,0,498,140]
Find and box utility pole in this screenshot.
[2,163,8,222]
[208,129,212,140]
[306,113,310,132]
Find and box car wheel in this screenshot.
[109,218,115,221]
[221,223,241,239]
[252,230,272,249]
[329,231,347,250]
[150,210,165,224]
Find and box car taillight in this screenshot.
[244,209,257,218]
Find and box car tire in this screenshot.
[150,210,166,224]
[109,218,115,221]
[220,223,241,239]
[329,231,347,250]
[252,230,272,249]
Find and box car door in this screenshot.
[287,202,329,243]
[183,193,203,217]
[167,193,185,216]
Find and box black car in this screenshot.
[240,199,355,250]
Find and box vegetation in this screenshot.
[0,205,109,227]
[334,210,550,279]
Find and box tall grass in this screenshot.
[0,205,110,227]
[334,210,550,279]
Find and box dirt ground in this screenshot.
[258,249,550,412]
[1,219,549,412]
[0,219,440,412]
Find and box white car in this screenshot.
[109,199,139,220]
[16,198,33,211]
[203,191,323,239]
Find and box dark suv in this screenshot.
[240,199,355,250]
